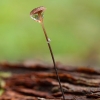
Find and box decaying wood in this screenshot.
[0,60,100,100]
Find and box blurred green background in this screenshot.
[0,0,100,66]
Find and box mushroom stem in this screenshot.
[39,14,65,100]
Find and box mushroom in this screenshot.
[30,6,65,100]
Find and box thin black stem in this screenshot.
[0,79,1,88]
[40,20,65,100]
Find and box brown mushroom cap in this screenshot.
[30,6,46,15]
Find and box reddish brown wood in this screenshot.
[0,60,100,100]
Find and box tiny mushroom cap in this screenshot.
[30,6,46,16]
